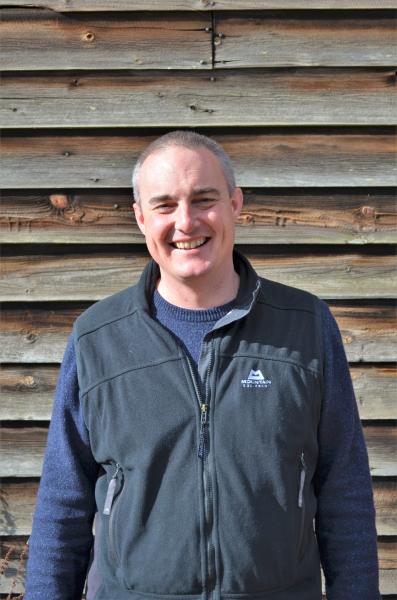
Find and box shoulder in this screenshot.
[73,284,139,341]
[257,276,322,318]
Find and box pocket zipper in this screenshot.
[103,462,121,516]
[298,451,306,508]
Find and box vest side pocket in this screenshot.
[103,463,124,567]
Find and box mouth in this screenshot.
[171,237,209,250]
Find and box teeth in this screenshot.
[174,238,207,250]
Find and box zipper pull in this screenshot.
[103,463,120,516]
[298,452,306,508]
[198,404,208,459]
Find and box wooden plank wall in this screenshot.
[0,1,396,597]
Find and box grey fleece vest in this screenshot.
[74,253,324,600]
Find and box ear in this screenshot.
[133,201,146,236]
[231,187,244,220]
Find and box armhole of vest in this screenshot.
[314,296,325,414]
[72,321,91,433]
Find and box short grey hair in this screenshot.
[132,130,236,204]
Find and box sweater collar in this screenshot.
[135,249,261,317]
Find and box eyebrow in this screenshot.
[148,187,221,206]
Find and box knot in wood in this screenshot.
[113,203,119,209]
[342,335,353,344]
[50,194,69,209]
[26,333,37,344]
[24,376,36,387]
[361,205,375,217]
[83,31,95,42]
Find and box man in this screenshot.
[25,131,380,599]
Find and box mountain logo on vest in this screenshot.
[241,369,272,389]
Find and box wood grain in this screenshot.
[1,1,396,9]
[214,13,397,67]
[1,302,396,363]
[2,132,396,189]
[0,10,212,71]
[1,250,396,301]
[1,0,396,9]
[1,70,396,128]
[1,189,396,245]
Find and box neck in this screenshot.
[156,269,240,310]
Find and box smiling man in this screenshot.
[25,131,380,600]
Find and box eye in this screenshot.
[154,203,175,213]
[195,198,216,207]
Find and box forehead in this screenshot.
[139,145,228,194]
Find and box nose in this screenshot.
[175,202,196,233]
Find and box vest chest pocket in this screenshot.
[297,451,306,559]
[103,462,124,566]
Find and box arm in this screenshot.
[313,300,381,600]
[24,332,99,600]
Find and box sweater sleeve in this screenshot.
[24,331,100,600]
[314,300,381,600]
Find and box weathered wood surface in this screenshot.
[1,250,396,301]
[0,11,212,71]
[352,367,397,420]
[1,1,397,9]
[0,306,81,364]
[1,537,395,595]
[2,365,395,421]
[2,190,396,245]
[1,0,396,9]
[2,132,396,189]
[1,303,396,363]
[0,189,396,244]
[214,13,397,67]
[2,70,396,128]
[0,425,395,477]
[0,478,393,536]
[374,480,397,536]
[0,367,59,421]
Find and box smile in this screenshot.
[172,237,208,250]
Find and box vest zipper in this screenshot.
[186,346,217,597]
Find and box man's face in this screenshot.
[133,145,243,290]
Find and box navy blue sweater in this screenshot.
[24,297,380,599]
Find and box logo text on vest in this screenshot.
[241,369,272,389]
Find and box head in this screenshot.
[132,131,243,305]
[132,130,236,206]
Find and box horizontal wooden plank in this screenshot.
[1,479,395,536]
[0,366,58,420]
[1,70,396,129]
[1,189,396,245]
[1,250,396,301]
[352,367,397,420]
[1,1,396,9]
[374,480,397,537]
[0,11,212,71]
[2,364,395,421]
[1,537,395,596]
[2,132,396,189]
[214,13,397,67]
[0,306,81,363]
[1,302,396,363]
[1,425,394,477]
